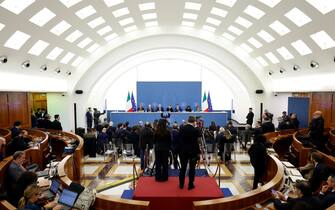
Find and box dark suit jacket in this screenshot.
[139,127,154,150]
[309,163,329,192]
[261,121,275,134]
[248,142,267,170]
[246,112,254,125]
[309,117,324,139]
[274,195,321,210]
[320,190,335,209]
[154,131,171,152]
[11,127,20,139]
[179,124,200,156]
[52,120,62,131]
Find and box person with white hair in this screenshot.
[309,110,325,150]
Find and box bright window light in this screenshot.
[104,33,118,41]
[222,32,236,41]
[28,40,49,56]
[227,25,243,35]
[77,37,92,48]
[50,20,71,36]
[257,30,275,43]
[76,5,96,19]
[306,0,335,14]
[112,7,129,18]
[310,30,335,50]
[58,0,82,8]
[183,13,198,20]
[202,25,216,32]
[277,46,294,60]
[181,21,195,27]
[71,56,84,67]
[206,17,221,26]
[124,25,137,33]
[235,17,253,28]
[265,52,280,64]
[240,43,253,53]
[142,13,157,20]
[243,5,265,19]
[185,2,201,10]
[60,52,75,64]
[119,18,134,26]
[248,37,263,48]
[104,0,124,7]
[145,21,158,27]
[0,0,35,15]
[88,17,105,28]
[46,47,63,60]
[139,2,155,11]
[256,56,268,67]
[97,25,112,36]
[210,7,228,18]
[4,31,30,50]
[269,20,290,36]
[258,0,281,8]
[65,30,83,43]
[29,8,56,27]
[86,43,99,53]
[285,8,311,27]
[0,23,5,31]
[216,0,237,7]
[291,40,312,55]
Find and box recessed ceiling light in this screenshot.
[124,25,138,33]
[243,5,265,19]
[248,37,263,48]
[291,40,312,55]
[112,7,129,18]
[65,30,83,43]
[258,0,281,8]
[60,52,75,64]
[285,8,311,27]
[0,23,5,31]
[66,71,72,76]
[77,37,92,48]
[222,32,236,41]
[139,2,155,11]
[58,0,82,8]
[0,0,35,15]
[257,30,275,43]
[216,0,237,7]
[97,25,112,36]
[50,20,71,36]
[235,17,253,28]
[181,21,195,27]
[145,21,158,27]
[4,31,31,50]
[76,5,96,19]
[269,20,290,36]
[88,17,105,29]
[104,0,124,7]
[206,17,222,26]
[104,33,118,41]
[119,18,134,26]
[46,47,63,60]
[202,25,216,32]
[210,7,228,18]
[71,56,84,67]
[256,56,268,67]
[54,67,61,74]
[29,8,56,27]
[86,43,99,53]
[310,30,335,50]
[306,0,335,14]
[227,25,243,35]
[142,13,157,20]
[277,46,294,60]
[183,13,198,20]
[185,2,201,10]
[265,52,280,64]
[28,40,49,56]
[240,43,253,53]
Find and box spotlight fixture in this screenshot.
[66,71,71,76]
[293,65,300,71]
[268,71,274,76]
[0,55,8,64]
[310,60,319,68]
[54,67,61,74]
[40,64,47,71]
[279,68,286,73]
[21,60,30,69]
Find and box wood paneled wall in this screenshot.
[32,93,47,112]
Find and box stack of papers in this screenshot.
[289,176,306,183]
[289,169,302,176]
[282,161,294,168]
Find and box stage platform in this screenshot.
[133,177,223,210]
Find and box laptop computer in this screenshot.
[43,179,61,199]
[36,170,49,178]
[58,189,78,210]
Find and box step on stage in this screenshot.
[133,177,224,210]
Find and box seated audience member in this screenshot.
[319,174,335,209]
[147,104,153,112]
[137,103,145,112]
[261,117,275,134]
[185,105,192,112]
[0,136,5,160]
[6,131,30,156]
[298,149,317,179]
[309,152,330,192]
[166,105,173,112]
[288,113,300,130]
[308,110,325,150]
[156,104,164,112]
[273,180,321,210]
[248,135,267,189]
[11,121,22,138]
[174,104,182,112]
[51,114,62,131]
[8,151,27,183]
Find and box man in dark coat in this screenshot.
[319,174,335,209]
[86,107,93,130]
[246,108,254,127]
[309,110,325,150]
[309,152,329,192]
[139,123,154,170]
[51,114,62,131]
[93,108,106,128]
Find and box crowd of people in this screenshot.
[136,103,197,112]
[31,108,63,131]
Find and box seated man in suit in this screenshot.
[174,104,182,112]
[8,151,28,183]
[146,104,153,112]
[156,104,164,112]
[261,117,275,134]
[137,103,145,112]
[166,105,173,112]
[309,152,330,192]
[319,174,335,209]
[11,121,22,139]
[185,105,192,112]
[6,130,30,156]
[52,114,63,131]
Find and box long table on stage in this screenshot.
[108,111,228,126]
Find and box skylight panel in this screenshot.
[243,5,265,19]
[291,40,312,55]
[258,0,281,8]
[104,0,124,7]
[76,5,96,19]
[240,43,253,53]
[50,20,71,36]
[65,30,83,43]
[29,8,56,27]
[46,47,63,60]
[0,23,5,31]
[139,2,155,11]
[60,52,75,64]
[222,33,236,41]
[265,52,280,64]
[306,0,335,14]
[97,26,112,36]
[119,18,134,26]
[256,56,268,67]
[145,21,158,27]
[210,7,228,18]
[285,8,311,27]
[257,30,275,43]
[269,20,290,36]
[183,13,198,20]
[28,40,49,56]
[58,0,82,8]
[248,37,263,48]
[88,17,105,29]
[227,25,243,35]
[202,25,216,32]
[181,21,195,27]
[104,33,118,41]
[112,7,129,18]
[310,30,335,50]
[71,56,84,67]
[142,13,157,20]
[216,0,237,7]
[86,43,99,53]
[185,2,201,10]
[77,37,92,48]
[235,17,253,28]
[124,25,137,33]
[206,17,221,26]
[0,0,35,15]
[4,31,30,50]
[277,47,294,60]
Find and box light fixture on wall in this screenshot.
[54,67,61,74]
[40,64,47,71]
[293,65,300,71]
[0,55,8,64]
[21,60,30,69]
[268,71,274,76]
[279,68,286,73]
[310,60,319,68]
[66,71,71,76]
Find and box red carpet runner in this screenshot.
[133,177,224,210]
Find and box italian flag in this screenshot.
[202,92,208,112]
[126,91,133,112]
